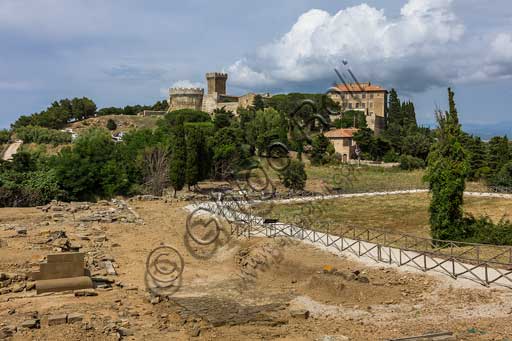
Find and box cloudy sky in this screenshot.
[1,0,511,133]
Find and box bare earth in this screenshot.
[1,199,512,340]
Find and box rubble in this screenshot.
[37,199,142,225]
[47,314,67,326]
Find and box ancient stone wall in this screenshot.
[168,88,204,112]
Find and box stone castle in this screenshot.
[167,72,259,114]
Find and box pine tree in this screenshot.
[425,88,468,241]
[169,123,186,197]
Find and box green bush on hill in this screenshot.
[15,126,72,144]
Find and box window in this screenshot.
[355,103,360,108]
[348,103,352,109]
[370,102,373,108]
[343,138,352,147]
[362,93,366,99]
[370,94,374,99]
[362,103,366,109]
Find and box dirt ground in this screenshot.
[1,199,512,340]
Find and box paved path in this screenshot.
[1,140,23,161]
[185,189,512,289]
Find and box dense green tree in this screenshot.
[106,119,117,131]
[213,107,234,130]
[0,130,11,144]
[387,89,401,127]
[278,159,307,191]
[335,110,367,129]
[401,101,417,129]
[492,161,512,187]
[465,135,488,180]
[15,126,72,144]
[185,127,203,189]
[210,127,247,179]
[168,123,186,197]
[245,108,288,155]
[488,136,510,176]
[252,94,265,111]
[52,129,129,200]
[425,88,468,241]
[310,133,332,165]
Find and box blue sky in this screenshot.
[1,0,511,135]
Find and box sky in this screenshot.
[1,0,511,135]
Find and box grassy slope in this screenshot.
[257,193,512,239]
[67,114,161,134]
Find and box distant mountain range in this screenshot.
[419,121,512,140]
[461,122,512,140]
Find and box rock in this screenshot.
[0,288,11,295]
[15,227,27,235]
[48,314,67,326]
[103,261,117,276]
[0,326,16,339]
[7,309,15,315]
[0,273,7,280]
[150,296,160,305]
[26,282,36,291]
[190,325,201,337]
[75,289,98,297]
[316,336,350,341]
[0,240,7,248]
[117,327,134,336]
[67,313,84,324]
[290,309,310,319]
[93,235,107,243]
[357,276,370,284]
[82,322,93,330]
[12,283,25,293]
[20,319,40,329]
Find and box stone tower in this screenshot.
[168,88,204,112]
[206,72,228,95]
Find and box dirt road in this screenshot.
[1,140,22,161]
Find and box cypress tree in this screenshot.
[467,136,487,180]
[185,127,201,189]
[425,88,469,241]
[488,136,510,176]
[387,89,401,127]
[169,123,186,197]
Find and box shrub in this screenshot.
[279,159,307,191]
[383,150,399,163]
[399,155,425,170]
[491,161,512,187]
[460,215,512,245]
[0,130,11,144]
[15,126,71,144]
[106,119,117,131]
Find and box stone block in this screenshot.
[39,261,85,280]
[36,276,93,294]
[48,314,67,326]
[290,309,310,319]
[20,319,39,329]
[47,252,84,264]
[67,313,84,324]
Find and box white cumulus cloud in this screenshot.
[170,80,203,89]
[228,0,511,93]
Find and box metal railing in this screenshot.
[218,204,512,289]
